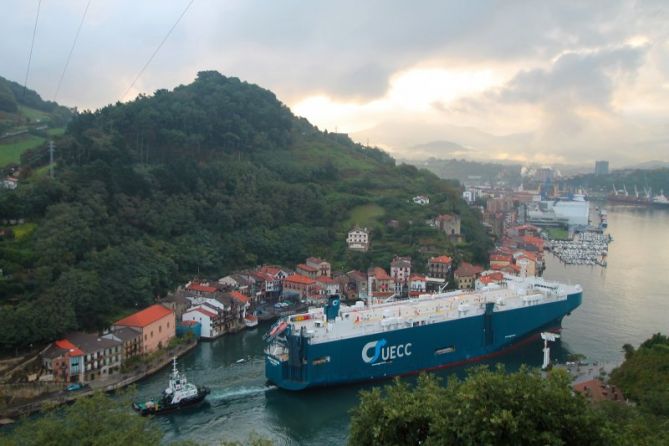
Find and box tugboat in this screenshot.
[132,357,209,415]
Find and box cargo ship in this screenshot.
[264,273,582,390]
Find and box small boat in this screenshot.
[133,357,209,416]
[244,314,259,329]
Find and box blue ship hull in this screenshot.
[266,292,582,390]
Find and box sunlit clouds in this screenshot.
[1,0,668,166]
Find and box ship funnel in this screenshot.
[325,295,341,321]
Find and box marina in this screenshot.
[549,231,611,266]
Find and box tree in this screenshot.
[349,366,617,446]
[4,391,162,446]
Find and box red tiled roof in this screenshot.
[455,262,484,277]
[430,255,452,264]
[317,276,336,284]
[284,274,316,285]
[115,304,174,328]
[297,263,318,272]
[187,283,218,293]
[479,271,504,285]
[306,257,324,264]
[409,274,426,281]
[372,267,391,281]
[490,254,512,262]
[436,214,458,221]
[55,339,84,356]
[254,271,274,282]
[192,307,217,318]
[259,265,281,276]
[229,291,250,304]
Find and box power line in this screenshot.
[23,0,43,98]
[122,0,195,101]
[54,0,92,102]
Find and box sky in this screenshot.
[1,0,668,167]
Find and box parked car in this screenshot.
[66,383,83,392]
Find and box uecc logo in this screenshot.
[361,339,412,364]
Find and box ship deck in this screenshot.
[284,275,581,345]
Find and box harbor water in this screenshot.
[138,204,669,445]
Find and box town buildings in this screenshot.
[113,304,176,354]
[66,332,123,382]
[305,257,331,277]
[102,327,142,361]
[427,255,452,279]
[454,262,484,289]
[41,339,85,383]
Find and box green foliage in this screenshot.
[349,366,617,446]
[3,391,162,446]
[0,71,492,350]
[0,78,18,113]
[610,333,669,416]
[0,135,45,167]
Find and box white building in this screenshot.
[390,256,411,282]
[409,274,427,293]
[346,226,369,251]
[316,276,340,296]
[413,195,429,205]
[182,306,219,339]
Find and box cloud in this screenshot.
[0,0,668,165]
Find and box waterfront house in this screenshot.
[283,274,316,299]
[346,226,369,251]
[113,304,176,354]
[183,306,220,339]
[66,332,122,382]
[454,262,484,289]
[252,271,278,300]
[427,255,452,279]
[41,339,85,383]
[306,257,332,277]
[102,327,142,361]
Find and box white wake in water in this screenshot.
[207,385,277,402]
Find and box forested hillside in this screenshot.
[0,71,491,350]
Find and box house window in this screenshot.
[159,325,162,333]
[151,331,154,338]
[144,334,147,341]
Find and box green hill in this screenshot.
[0,71,491,350]
[0,75,72,170]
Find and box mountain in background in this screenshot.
[0,71,491,350]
